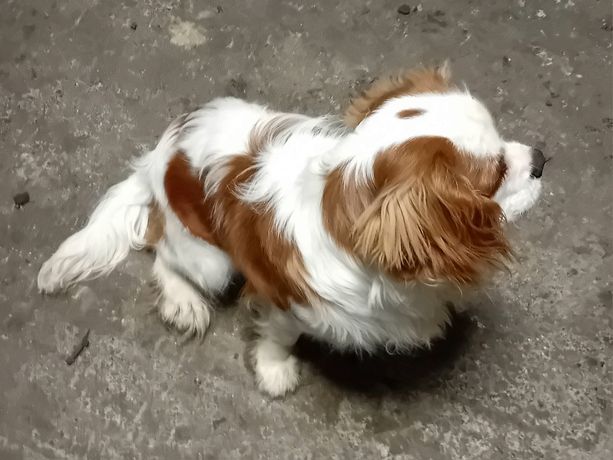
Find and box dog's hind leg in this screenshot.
[152,254,214,338]
[151,219,235,338]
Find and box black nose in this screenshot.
[530,148,546,178]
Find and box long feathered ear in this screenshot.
[352,137,511,285]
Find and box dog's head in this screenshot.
[324,64,545,285]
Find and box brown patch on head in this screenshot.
[397,109,425,119]
[323,137,510,285]
[164,118,315,310]
[345,66,453,128]
[144,202,165,247]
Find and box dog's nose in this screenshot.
[530,148,547,178]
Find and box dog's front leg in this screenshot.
[251,307,302,397]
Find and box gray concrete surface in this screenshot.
[1,0,611,458]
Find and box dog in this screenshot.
[38,64,546,396]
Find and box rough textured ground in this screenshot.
[1,0,611,459]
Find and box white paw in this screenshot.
[254,348,300,397]
[158,289,211,338]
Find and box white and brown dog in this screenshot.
[38,65,546,396]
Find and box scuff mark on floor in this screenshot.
[168,18,206,49]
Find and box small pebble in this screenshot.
[130,21,137,30]
[397,4,412,15]
[13,191,30,208]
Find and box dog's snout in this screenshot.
[530,148,546,178]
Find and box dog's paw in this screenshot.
[253,346,300,397]
[158,288,211,338]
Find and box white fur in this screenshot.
[39,93,542,396]
[38,113,186,293]
[327,92,505,182]
[496,141,543,222]
[37,172,152,293]
[153,255,211,337]
[251,309,302,397]
[156,211,234,295]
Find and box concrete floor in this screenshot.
[1,0,611,458]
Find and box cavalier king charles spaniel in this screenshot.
[38,64,546,396]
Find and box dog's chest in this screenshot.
[293,276,452,351]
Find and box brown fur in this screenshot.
[322,166,375,255]
[162,120,315,310]
[164,153,220,246]
[211,155,315,308]
[323,137,511,285]
[397,109,425,119]
[247,114,305,154]
[345,66,452,128]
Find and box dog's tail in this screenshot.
[37,171,152,293]
[37,116,184,293]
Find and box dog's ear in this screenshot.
[352,137,510,285]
